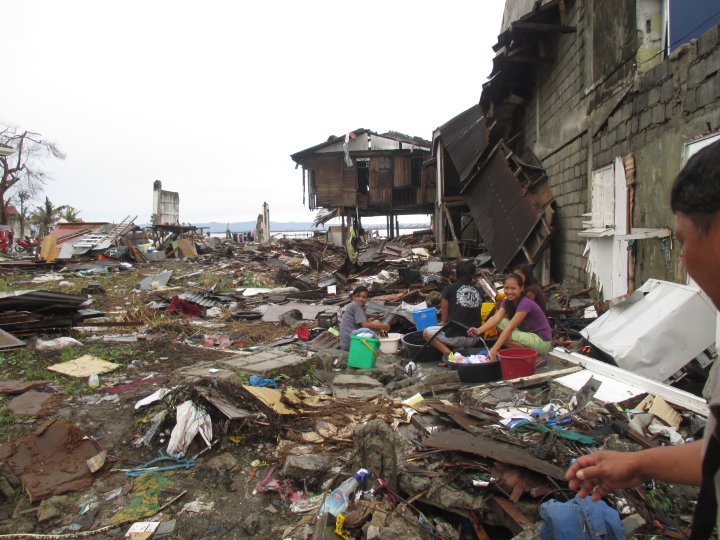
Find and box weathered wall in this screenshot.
[517,0,720,288]
[593,23,720,285]
[520,0,590,281]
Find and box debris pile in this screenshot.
[0,233,708,538]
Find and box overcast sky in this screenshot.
[3,1,506,225]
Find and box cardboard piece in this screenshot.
[242,386,296,415]
[176,238,197,258]
[39,236,59,262]
[48,355,120,378]
[125,521,159,539]
[639,395,683,430]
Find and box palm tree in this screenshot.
[59,206,81,222]
[31,197,67,237]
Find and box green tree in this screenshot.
[0,124,65,225]
[59,206,81,222]
[31,197,67,237]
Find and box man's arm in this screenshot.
[439,298,449,324]
[566,441,703,501]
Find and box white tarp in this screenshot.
[581,279,716,381]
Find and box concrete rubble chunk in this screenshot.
[282,454,331,482]
[219,351,308,377]
[332,373,387,399]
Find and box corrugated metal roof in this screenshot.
[465,149,542,271]
[434,105,489,184]
[290,129,431,163]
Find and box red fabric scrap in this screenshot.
[166,296,202,317]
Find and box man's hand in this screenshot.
[565,450,645,501]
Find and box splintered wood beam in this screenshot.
[512,21,576,33]
[423,428,566,479]
[488,496,534,535]
[467,511,492,540]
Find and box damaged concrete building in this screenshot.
[476,0,720,299]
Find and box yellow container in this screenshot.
[481,302,497,338]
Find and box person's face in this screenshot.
[675,212,720,309]
[353,291,368,308]
[503,279,523,302]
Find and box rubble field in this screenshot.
[0,237,705,539]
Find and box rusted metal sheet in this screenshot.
[422,428,566,479]
[465,149,543,271]
[435,104,489,183]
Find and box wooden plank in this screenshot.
[467,511,492,540]
[423,428,567,479]
[509,366,583,388]
[487,496,533,536]
[393,156,411,188]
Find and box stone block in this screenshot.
[688,62,705,87]
[651,104,666,124]
[600,135,609,151]
[633,92,648,115]
[219,351,308,377]
[282,454,330,481]
[648,86,661,105]
[332,372,386,399]
[173,362,240,383]
[696,76,716,108]
[333,387,387,399]
[332,373,383,388]
[660,79,674,103]
[608,129,617,146]
[639,110,652,130]
[617,121,626,140]
[706,48,720,78]
[630,117,639,134]
[665,103,674,121]
[698,25,719,57]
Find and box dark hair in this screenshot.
[456,259,476,282]
[351,285,369,297]
[512,263,537,285]
[671,139,720,235]
[503,273,525,319]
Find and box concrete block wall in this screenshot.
[521,1,589,282]
[517,2,720,287]
[593,22,720,285]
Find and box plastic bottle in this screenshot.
[321,468,371,516]
[88,374,99,389]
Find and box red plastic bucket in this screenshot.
[498,348,537,380]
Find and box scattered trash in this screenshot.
[166,401,213,458]
[36,336,84,350]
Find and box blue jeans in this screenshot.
[540,495,626,540]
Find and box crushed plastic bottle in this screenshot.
[88,374,100,389]
[321,468,371,517]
